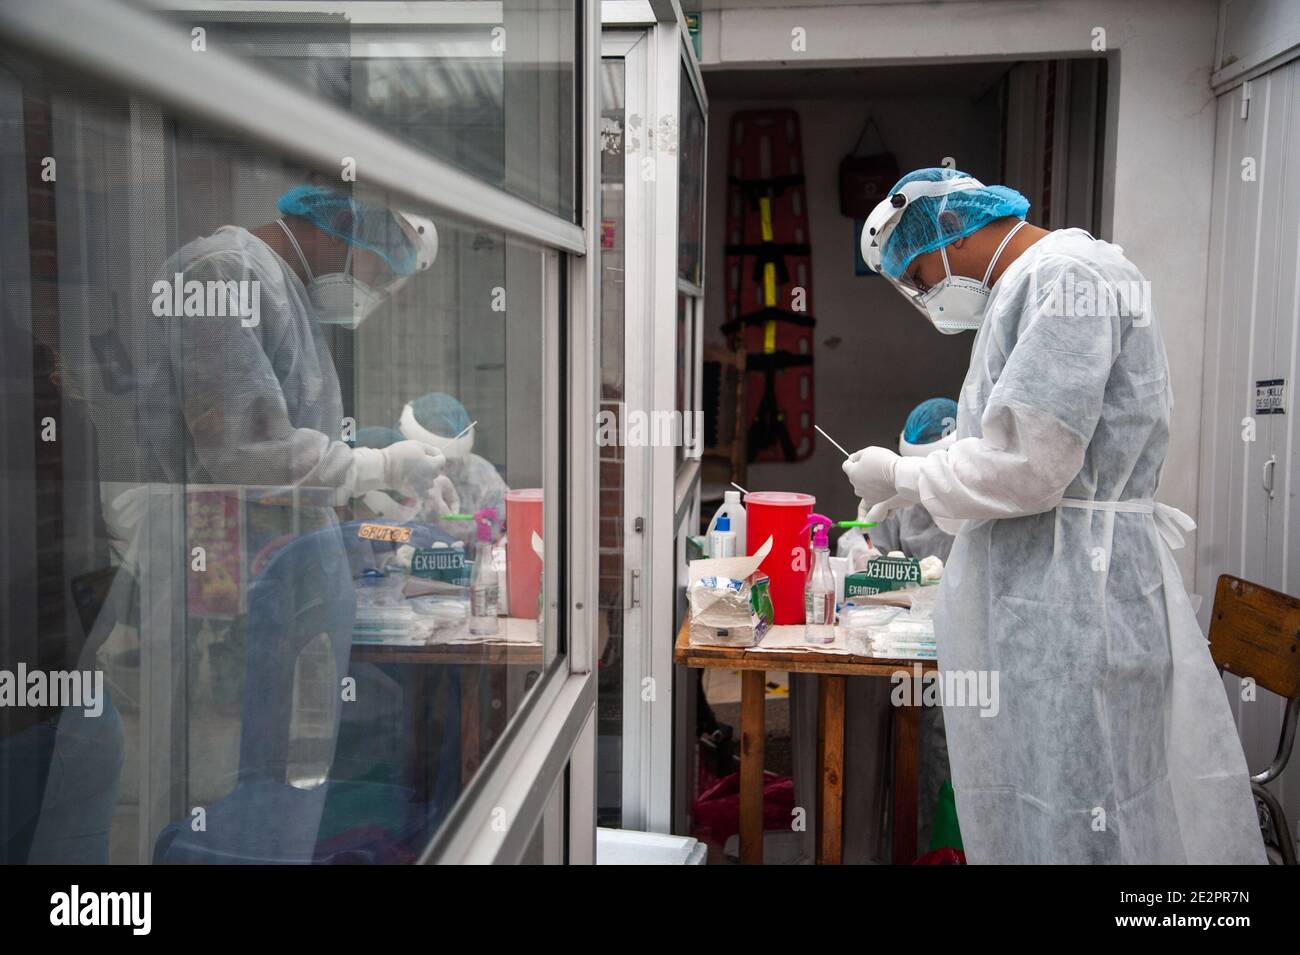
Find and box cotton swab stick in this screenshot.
[815,424,851,459]
[454,420,477,441]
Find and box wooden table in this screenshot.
[352,622,544,793]
[675,620,937,865]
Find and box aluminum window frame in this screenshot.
[0,0,601,865]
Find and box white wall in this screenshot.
[699,0,1222,586]
[703,92,1000,525]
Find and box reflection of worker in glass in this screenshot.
[129,184,449,520]
[115,185,449,861]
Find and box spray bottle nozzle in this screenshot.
[803,513,833,550]
[473,507,499,543]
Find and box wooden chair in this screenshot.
[1207,574,1300,864]
[700,343,747,503]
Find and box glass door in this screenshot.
[597,30,646,830]
[598,12,706,833]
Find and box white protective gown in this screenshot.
[891,229,1263,864]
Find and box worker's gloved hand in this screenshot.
[864,495,910,524]
[426,474,461,517]
[842,446,901,505]
[381,440,447,498]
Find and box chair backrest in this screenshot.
[1207,574,1300,702]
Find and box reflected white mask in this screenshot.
[919,220,1027,334]
[279,219,387,329]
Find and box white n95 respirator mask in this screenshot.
[277,219,388,329]
[917,219,1027,334]
[308,264,387,329]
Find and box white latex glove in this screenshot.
[426,474,461,518]
[842,446,901,505]
[865,494,911,524]
[381,440,446,498]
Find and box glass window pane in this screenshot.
[597,56,625,828]
[154,1,576,220]
[677,63,705,285]
[0,56,557,863]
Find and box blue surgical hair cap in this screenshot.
[881,167,1030,280]
[276,185,418,275]
[903,397,959,445]
[407,392,470,438]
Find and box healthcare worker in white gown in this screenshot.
[845,167,1264,864]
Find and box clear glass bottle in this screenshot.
[804,514,835,645]
[469,508,500,635]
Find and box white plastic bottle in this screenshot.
[705,490,747,556]
[708,514,737,559]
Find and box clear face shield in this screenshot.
[884,267,933,318]
[859,176,986,317]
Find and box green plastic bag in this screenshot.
[929,778,964,851]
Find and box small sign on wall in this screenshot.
[1255,378,1287,415]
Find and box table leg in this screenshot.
[740,669,766,865]
[892,695,921,864]
[488,663,508,745]
[461,665,481,788]
[817,675,845,865]
[411,674,430,801]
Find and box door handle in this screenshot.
[1263,455,1277,499]
[628,568,641,609]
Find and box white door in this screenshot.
[1197,54,1300,850]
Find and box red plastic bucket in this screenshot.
[744,491,815,625]
[505,488,543,619]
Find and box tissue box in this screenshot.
[689,573,773,647]
[845,556,922,598]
